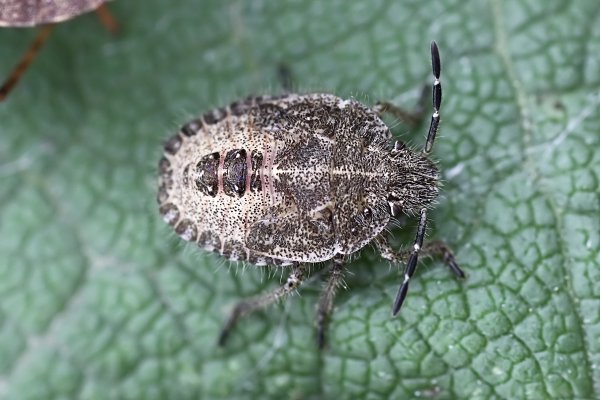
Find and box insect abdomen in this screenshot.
[158,97,287,265]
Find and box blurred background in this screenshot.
[0,0,599,399]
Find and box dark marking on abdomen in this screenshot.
[159,203,180,225]
[196,148,264,198]
[175,219,198,242]
[221,240,248,261]
[181,119,202,137]
[196,152,219,197]
[164,134,182,155]
[157,157,173,204]
[198,230,222,251]
[250,150,263,192]
[223,149,247,197]
[203,107,227,125]
[229,99,253,116]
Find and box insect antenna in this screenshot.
[393,41,445,315]
[392,208,427,315]
[424,41,442,153]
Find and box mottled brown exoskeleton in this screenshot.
[158,42,464,348]
[0,0,118,101]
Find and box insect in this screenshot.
[0,0,117,101]
[158,42,465,348]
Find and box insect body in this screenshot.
[158,42,464,347]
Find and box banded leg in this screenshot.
[377,237,463,279]
[218,264,307,346]
[315,256,346,349]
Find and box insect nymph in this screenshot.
[158,42,464,347]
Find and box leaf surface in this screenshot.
[0,0,598,398]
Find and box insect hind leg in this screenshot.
[315,256,346,349]
[0,25,54,102]
[218,264,307,346]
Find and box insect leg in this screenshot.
[277,63,294,93]
[376,236,405,263]
[377,219,465,316]
[0,25,54,102]
[377,237,463,279]
[94,4,120,34]
[373,84,429,126]
[422,240,464,279]
[218,264,307,346]
[315,256,346,349]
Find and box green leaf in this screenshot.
[1,0,599,398]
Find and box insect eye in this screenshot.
[388,202,402,217]
[362,207,372,218]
